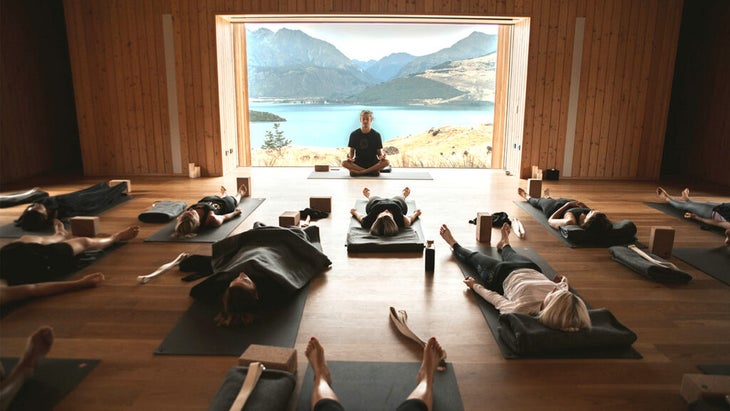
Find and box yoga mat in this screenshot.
[0,357,100,411]
[347,199,425,253]
[514,200,639,248]
[698,364,730,375]
[0,195,133,238]
[673,247,730,286]
[296,361,463,411]
[454,245,642,359]
[308,169,433,180]
[644,202,727,235]
[154,285,308,356]
[144,197,265,243]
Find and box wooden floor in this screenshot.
[1,167,729,411]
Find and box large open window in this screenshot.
[215,15,528,172]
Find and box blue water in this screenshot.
[249,103,494,149]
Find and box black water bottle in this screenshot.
[425,240,435,272]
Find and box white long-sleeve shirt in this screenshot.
[471,268,569,315]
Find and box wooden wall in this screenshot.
[0,0,79,185]
[662,0,730,187]
[1,0,703,183]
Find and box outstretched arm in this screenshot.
[350,208,363,223]
[0,273,104,306]
[403,209,421,227]
[684,212,730,230]
[206,209,242,227]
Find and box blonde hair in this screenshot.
[537,290,591,332]
[370,214,399,236]
[173,214,199,238]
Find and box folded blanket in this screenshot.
[609,245,692,283]
[138,201,187,223]
[208,367,295,411]
[499,308,637,355]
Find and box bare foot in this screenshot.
[112,226,140,242]
[656,187,671,202]
[543,188,551,198]
[77,272,105,288]
[403,187,411,198]
[417,337,445,386]
[496,223,511,250]
[517,187,527,200]
[219,186,227,196]
[439,224,457,247]
[237,185,247,197]
[362,188,370,198]
[305,337,332,385]
[681,188,690,201]
[16,326,54,371]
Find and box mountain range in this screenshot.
[246,28,497,105]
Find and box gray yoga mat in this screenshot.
[308,169,433,180]
[346,199,425,253]
[673,247,730,286]
[154,285,308,356]
[144,197,265,243]
[0,195,133,238]
[296,360,463,411]
[0,357,100,411]
[454,245,642,359]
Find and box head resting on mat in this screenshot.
[370,211,399,236]
[216,272,259,327]
[17,203,50,230]
[173,209,201,238]
[537,280,591,332]
[580,210,611,236]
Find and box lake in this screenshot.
[248,103,494,149]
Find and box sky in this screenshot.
[246,22,498,61]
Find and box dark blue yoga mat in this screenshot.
[297,360,463,411]
[454,245,642,359]
[0,357,100,411]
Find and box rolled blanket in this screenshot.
[208,367,295,411]
[609,245,692,283]
[560,220,637,245]
[138,201,186,223]
[498,308,637,355]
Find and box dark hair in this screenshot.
[581,212,611,235]
[215,285,260,327]
[17,208,48,230]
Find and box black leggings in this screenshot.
[452,243,542,294]
[526,197,573,218]
[313,398,427,411]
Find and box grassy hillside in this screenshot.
[252,123,494,168]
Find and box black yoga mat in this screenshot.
[144,197,265,243]
[673,247,730,286]
[308,169,433,180]
[154,285,308,356]
[296,361,463,411]
[0,195,133,238]
[698,364,730,375]
[514,200,639,248]
[454,245,642,359]
[347,199,425,253]
[0,357,100,411]
[644,202,727,235]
